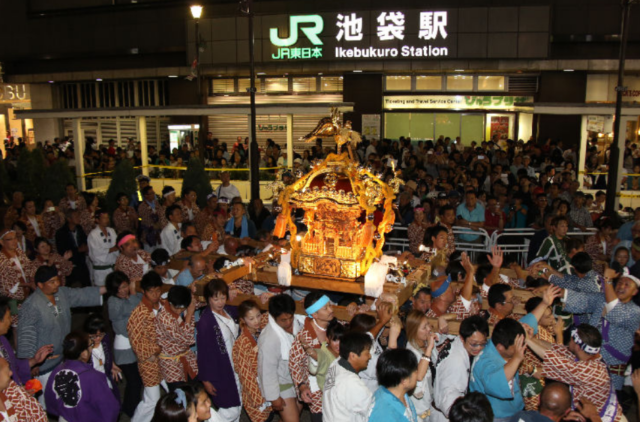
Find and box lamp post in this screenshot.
[605,0,637,218]
[240,0,260,201]
[190,4,206,162]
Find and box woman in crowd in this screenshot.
[45,331,120,422]
[33,237,73,286]
[106,271,143,418]
[404,310,435,421]
[151,388,198,422]
[585,217,616,275]
[306,319,344,392]
[114,231,152,284]
[83,313,121,402]
[197,279,241,422]
[181,382,224,422]
[611,247,630,272]
[232,300,272,422]
[11,221,34,259]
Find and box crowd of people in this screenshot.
[1,131,640,422]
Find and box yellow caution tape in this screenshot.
[80,164,285,178]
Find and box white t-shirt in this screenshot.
[216,184,241,202]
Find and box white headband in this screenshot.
[0,230,15,241]
[571,329,600,355]
[621,268,640,288]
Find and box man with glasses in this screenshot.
[16,265,105,409]
[431,315,489,422]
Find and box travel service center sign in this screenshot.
[269,11,452,61]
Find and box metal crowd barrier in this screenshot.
[384,224,598,264]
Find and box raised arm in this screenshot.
[460,252,476,301]
[504,334,526,382]
[486,246,504,287]
[530,285,563,322]
[525,337,554,360]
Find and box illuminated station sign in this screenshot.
[270,11,450,60]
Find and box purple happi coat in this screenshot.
[0,335,31,386]
[45,359,120,422]
[197,305,241,408]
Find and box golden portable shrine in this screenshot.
[272,108,403,280]
[167,108,439,325]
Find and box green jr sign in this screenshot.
[270,15,324,60]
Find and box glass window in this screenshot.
[321,76,343,92]
[386,75,411,91]
[385,113,411,140]
[435,113,461,140]
[212,79,235,94]
[410,113,435,140]
[446,75,473,91]
[461,115,484,145]
[293,77,316,92]
[478,76,505,91]
[238,78,252,94]
[416,76,442,91]
[265,77,289,92]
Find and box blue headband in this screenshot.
[305,295,331,316]
[174,388,187,409]
[431,275,452,299]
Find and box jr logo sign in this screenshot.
[270,15,324,60]
[270,15,324,46]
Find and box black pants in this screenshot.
[310,412,322,422]
[167,376,195,392]
[120,362,144,417]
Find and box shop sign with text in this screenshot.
[270,11,450,61]
[384,95,532,110]
[0,84,29,103]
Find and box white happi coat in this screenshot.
[323,359,373,422]
[431,336,472,422]
[407,341,434,421]
[160,223,182,256]
[87,227,118,286]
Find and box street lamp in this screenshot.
[605,0,637,218]
[190,5,203,19]
[190,4,206,161]
[240,0,260,201]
